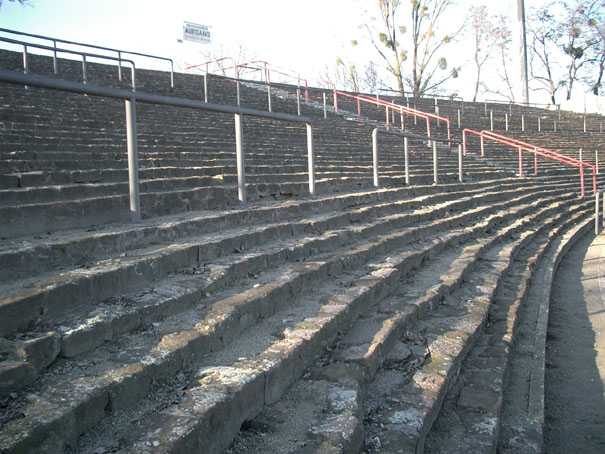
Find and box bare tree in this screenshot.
[470,6,498,102]
[578,0,605,95]
[407,0,464,96]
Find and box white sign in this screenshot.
[183,22,212,44]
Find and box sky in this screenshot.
[0,0,555,103]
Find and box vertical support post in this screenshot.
[52,40,58,74]
[82,55,87,85]
[306,123,316,196]
[333,90,338,113]
[372,129,379,188]
[505,113,509,131]
[297,88,301,116]
[235,113,246,203]
[117,50,122,81]
[236,80,241,107]
[595,191,601,235]
[480,135,485,157]
[386,106,390,130]
[433,140,438,184]
[490,110,494,131]
[266,72,272,112]
[580,165,585,198]
[596,149,600,175]
[400,112,404,130]
[357,98,361,115]
[463,131,467,156]
[125,98,141,222]
[538,116,541,132]
[457,109,461,129]
[534,151,538,175]
[518,147,523,177]
[580,148,583,163]
[22,44,28,74]
[404,136,410,185]
[554,119,557,132]
[522,115,525,131]
[458,144,463,182]
[170,61,174,88]
[323,93,327,119]
[203,73,208,103]
[131,66,136,92]
[584,116,587,132]
[391,108,395,124]
[414,111,417,125]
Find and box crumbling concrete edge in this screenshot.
[529,215,594,453]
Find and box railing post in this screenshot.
[131,66,136,92]
[522,115,525,131]
[580,165,585,198]
[538,116,541,132]
[203,73,208,103]
[323,93,327,119]
[458,144,463,182]
[333,89,338,113]
[117,50,122,81]
[125,98,141,222]
[236,79,241,107]
[385,106,390,130]
[433,140,438,184]
[372,129,379,188]
[457,109,461,129]
[596,191,601,235]
[170,60,175,88]
[505,113,509,131]
[404,136,410,185]
[584,116,587,132]
[82,55,87,85]
[490,110,493,131]
[554,119,557,132]
[22,44,28,74]
[462,131,467,156]
[306,123,315,196]
[480,134,485,157]
[518,147,523,177]
[357,98,361,115]
[235,113,246,203]
[580,148,583,163]
[297,88,301,116]
[266,71,272,112]
[596,149,600,175]
[52,40,58,74]
[400,112,404,130]
[534,151,538,175]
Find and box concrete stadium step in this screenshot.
[222,198,590,454]
[0,183,582,453]
[111,191,588,454]
[423,207,592,454]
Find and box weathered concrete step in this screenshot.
[223,198,590,454]
[423,210,593,453]
[112,188,585,454]
[2,179,525,280]
[0,187,572,453]
[0,181,569,341]
[361,206,592,454]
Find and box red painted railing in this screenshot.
[330,90,451,144]
[462,128,596,197]
[185,57,235,75]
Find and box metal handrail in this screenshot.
[0,27,174,87]
[462,128,595,197]
[1,37,137,90]
[372,127,462,187]
[0,69,316,220]
[185,57,235,75]
[358,93,451,141]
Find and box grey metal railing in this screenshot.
[0,69,315,221]
[372,128,462,187]
[1,36,137,90]
[0,27,174,87]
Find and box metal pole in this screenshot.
[457,109,461,129]
[203,73,208,103]
[306,123,315,195]
[236,80,241,107]
[490,110,494,131]
[505,113,509,131]
[323,93,327,119]
[297,88,301,116]
[372,129,379,188]
[584,116,587,133]
[517,0,530,104]
[518,147,523,177]
[597,149,600,175]
[458,144,463,182]
[522,115,525,131]
[53,40,58,74]
[22,44,28,74]
[82,55,87,84]
[266,71,272,112]
[480,135,485,157]
[404,137,410,184]
[554,119,557,132]
[235,113,246,203]
[595,191,601,235]
[538,116,541,132]
[131,66,136,92]
[125,98,141,222]
[433,140,438,184]
[386,106,390,130]
[118,50,122,81]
